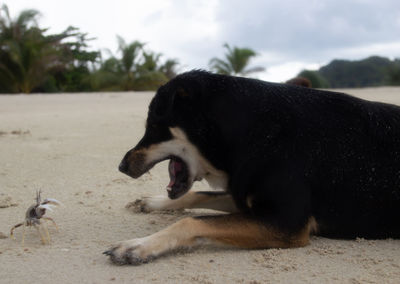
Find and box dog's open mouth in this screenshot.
[167,156,190,199]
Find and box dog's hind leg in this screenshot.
[104,214,315,265]
[127,191,238,213]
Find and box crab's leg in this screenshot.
[10,222,23,240]
[42,221,51,243]
[34,223,46,244]
[42,217,58,232]
[21,224,26,246]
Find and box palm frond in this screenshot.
[209,43,263,76]
[117,37,144,73]
[16,9,40,28]
[159,59,179,79]
[0,4,11,27]
[209,57,232,75]
[242,66,265,76]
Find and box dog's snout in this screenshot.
[119,158,129,174]
[118,149,147,178]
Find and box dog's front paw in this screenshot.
[125,198,152,213]
[103,238,155,265]
[125,195,181,213]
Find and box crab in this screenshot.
[10,190,62,245]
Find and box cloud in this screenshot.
[209,0,400,80]
[257,61,321,83]
[215,0,400,61]
[5,0,400,81]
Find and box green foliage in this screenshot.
[159,59,179,80]
[0,5,54,93]
[0,5,177,93]
[134,72,168,91]
[8,5,400,93]
[46,27,100,92]
[297,56,400,88]
[386,59,400,86]
[139,51,161,73]
[318,56,394,88]
[209,43,264,76]
[87,36,178,91]
[0,5,100,93]
[117,36,143,75]
[298,70,330,88]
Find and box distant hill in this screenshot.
[319,56,393,88]
[298,56,400,88]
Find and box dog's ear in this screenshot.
[150,84,195,120]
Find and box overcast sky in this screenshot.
[5,0,400,82]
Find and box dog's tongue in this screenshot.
[168,159,182,187]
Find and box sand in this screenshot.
[0,87,399,284]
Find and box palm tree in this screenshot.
[116,36,144,90]
[209,43,265,76]
[0,5,77,93]
[89,36,178,91]
[0,5,45,93]
[138,52,179,78]
[105,37,176,90]
[0,4,40,40]
[139,51,162,72]
[132,51,168,90]
[159,59,179,79]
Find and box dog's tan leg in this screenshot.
[130,191,238,213]
[104,214,315,265]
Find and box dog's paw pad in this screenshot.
[103,245,153,265]
[125,199,149,213]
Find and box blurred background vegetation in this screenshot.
[0,5,178,93]
[1,5,399,93]
[299,56,400,89]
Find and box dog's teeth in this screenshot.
[166,187,172,192]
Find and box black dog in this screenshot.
[104,70,400,265]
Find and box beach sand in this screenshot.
[0,88,399,284]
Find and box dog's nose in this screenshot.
[119,159,129,174]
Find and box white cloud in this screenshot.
[4,0,400,82]
[256,62,321,83]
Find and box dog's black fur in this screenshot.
[124,70,400,240]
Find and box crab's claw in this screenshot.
[42,198,63,207]
[38,204,55,211]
